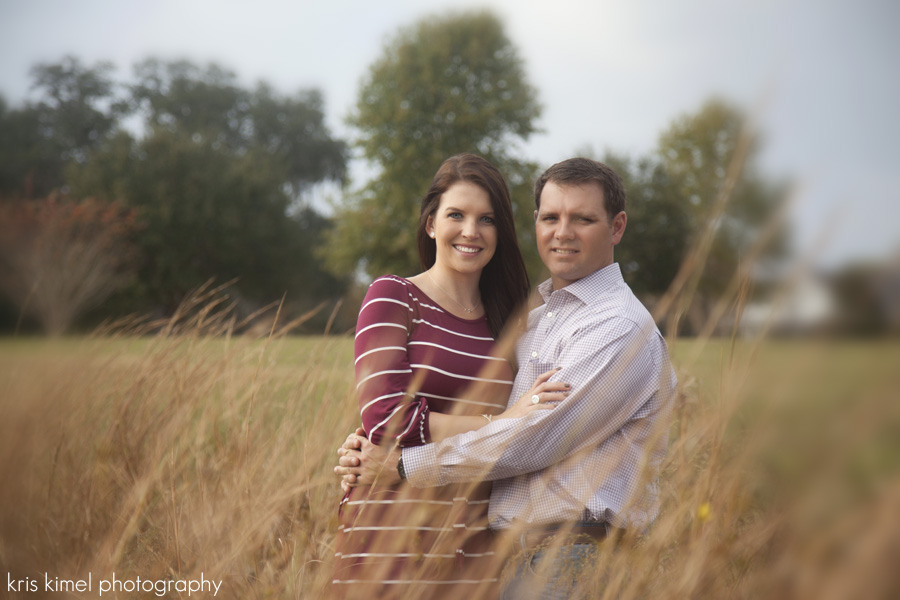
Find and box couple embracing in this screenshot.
[331,154,677,599]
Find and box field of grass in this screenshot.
[1,328,898,598]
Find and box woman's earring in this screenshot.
[429,231,435,239]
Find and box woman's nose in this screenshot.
[461,219,480,238]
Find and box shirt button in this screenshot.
[531,351,538,358]
[547,312,554,318]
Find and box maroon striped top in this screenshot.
[354,275,513,447]
[334,275,514,594]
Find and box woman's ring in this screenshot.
[531,394,540,405]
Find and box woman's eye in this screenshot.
[448,212,462,219]
[480,216,495,224]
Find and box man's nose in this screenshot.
[554,218,574,240]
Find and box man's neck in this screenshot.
[547,262,619,294]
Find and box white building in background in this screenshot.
[738,271,838,336]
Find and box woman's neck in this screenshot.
[413,266,483,316]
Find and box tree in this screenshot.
[0,57,124,197]
[659,98,787,332]
[30,56,126,163]
[326,10,542,279]
[1,56,350,331]
[601,152,692,297]
[0,194,137,335]
[129,59,347,200]
[658,98,786,295]
[68,127,344,316]
[830,262,894,336]
[0,98,61,197]
[64,58,349,319]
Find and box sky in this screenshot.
[1,0,898,268]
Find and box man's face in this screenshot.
[534,181,626,290]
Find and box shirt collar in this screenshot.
[537,263,624,305]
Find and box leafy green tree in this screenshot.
[1,56,348,330]
[657,98,787,300]
[577,100,784,334]
[69,130,344,317]
[326,10,542,279]
[0,99,60,197]
[0,57,123,197]
[601,152,692,297]
[30,56,126,163]
[129,59,346,199]
[64,59,349,319]
[830,263,892,336]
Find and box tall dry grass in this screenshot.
[1,296,898,598]
[2,136,899,597]
[0,286,362,598]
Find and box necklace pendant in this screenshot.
[425,270,479,315]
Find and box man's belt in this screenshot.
[518,521,614,550]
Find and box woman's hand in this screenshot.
[334,428,400,492]
[496,367,571,421]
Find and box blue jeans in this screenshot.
[500,543,600,600]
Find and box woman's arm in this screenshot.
[336,368,574,489]
[355,277,431,446]
[427,367,570,442]
[355,277,570,447]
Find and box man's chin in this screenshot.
[548,266,582,281]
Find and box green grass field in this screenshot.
[1,333,898,598]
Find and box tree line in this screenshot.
[0,10,784,335]
[0,57,349,333]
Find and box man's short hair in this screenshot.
[534,158,626,220]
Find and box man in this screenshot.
[336,158,677,598]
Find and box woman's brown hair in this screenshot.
[416,153,530,338]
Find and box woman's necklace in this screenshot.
[426,270,481,314]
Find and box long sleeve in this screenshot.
[338,276,512,592]
[403,265,676,529]
[354,277,431,446]
[404,315,673,486]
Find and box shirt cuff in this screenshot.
[401,443,441,488]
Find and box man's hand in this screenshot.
[334,428,401,492]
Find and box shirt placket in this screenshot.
[527,293,565,366]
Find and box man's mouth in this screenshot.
[551,248,578,254]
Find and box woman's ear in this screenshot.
[426,214,435,238]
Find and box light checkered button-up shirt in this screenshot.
[403,263,677,531]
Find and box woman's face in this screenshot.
[426,181,498,277]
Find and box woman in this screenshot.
[332,154,566,599]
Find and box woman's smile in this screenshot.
[427,180,498,275]
[453,244,484,255]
